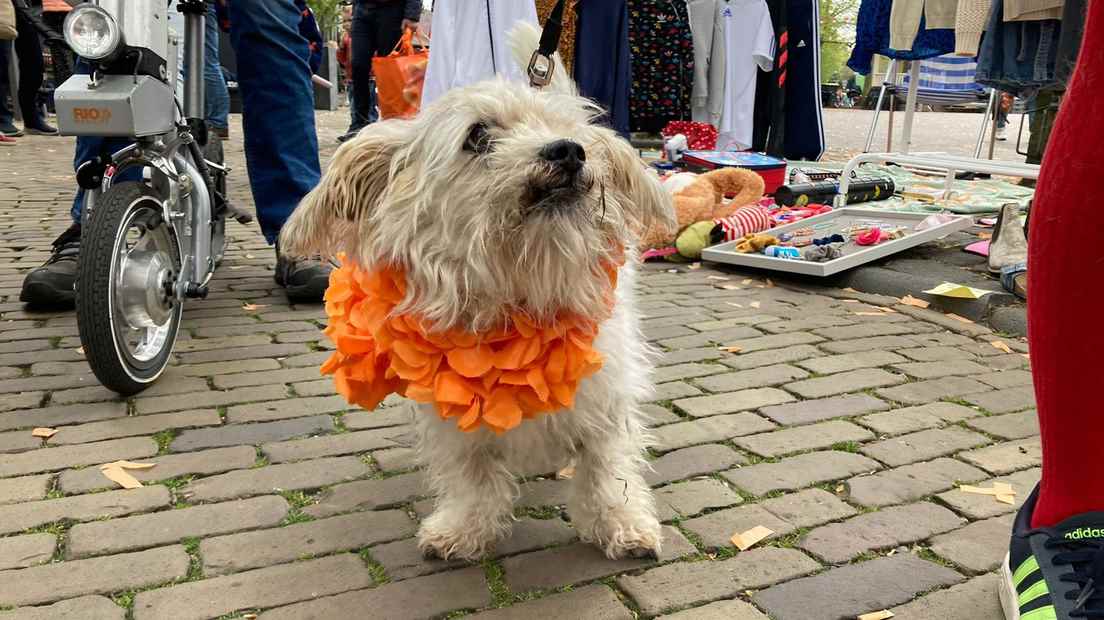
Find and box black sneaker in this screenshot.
[25,121,59,136]
[274,244,331,302]
[21,223,81,306]
[1002,484,1104,619]
[0,121,23,137]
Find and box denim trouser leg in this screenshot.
[229,0,321,243]
[205,5,231,130]
[0,42,12,126]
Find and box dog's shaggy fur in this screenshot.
[280,24,675,561]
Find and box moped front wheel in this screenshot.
[76,182,183,395]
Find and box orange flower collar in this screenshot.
[321,257,619,434]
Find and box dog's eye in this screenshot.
[463,122,493,154]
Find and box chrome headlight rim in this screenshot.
[63,3,123,62]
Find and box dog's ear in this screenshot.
[279,121,411,259]
[599,135,676,242]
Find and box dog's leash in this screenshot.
[527,0,568,89]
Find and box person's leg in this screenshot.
[204,4,230,135]
[44,12,74,87]
[350,3,378,130]
[0,41,19,136]
[12,7,52,133]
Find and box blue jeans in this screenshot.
[72,0,321,244]
[204,4,230,130]
[976,3,1062,96]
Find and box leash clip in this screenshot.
[528,50,555,89]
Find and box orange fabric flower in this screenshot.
[320,256,619,434]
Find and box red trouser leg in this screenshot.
[1030,0,1104,528]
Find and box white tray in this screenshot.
[701,207,973,277]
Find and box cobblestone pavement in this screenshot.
[0,111,1037,619]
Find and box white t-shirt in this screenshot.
[715,0,775,151]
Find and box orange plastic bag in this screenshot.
[373,30,428,120]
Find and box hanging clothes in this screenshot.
[1004,0,1064,21]
[713,0,776,151]
[955,0,994,55]
[784,0,825,160]
[975,0,1062,96]
[752,0,789,157]
[688,0,722,125]
[890,0,958,51]
[849,0,955,75]
[627,0,695,133]
[1054,0,1086,86]
[535,0,577,73]
[422,0,538,107]
[574,0,633,137]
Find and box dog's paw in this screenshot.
[580,512,663,561]
[417,520,497,562]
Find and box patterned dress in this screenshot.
[627,0,695,133]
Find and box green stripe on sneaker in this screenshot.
[1020,606,1058,620]
[1014,556,1040,587]
[1018,578,1049,606]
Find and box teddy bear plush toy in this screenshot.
[641,167,767,256]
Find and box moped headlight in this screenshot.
[63,4,122,61]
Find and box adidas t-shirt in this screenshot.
[715,0,776,151]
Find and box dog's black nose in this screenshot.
[540,139,586,173]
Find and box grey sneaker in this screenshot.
[274,245,331,302]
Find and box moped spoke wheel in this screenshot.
[77,182,182,395]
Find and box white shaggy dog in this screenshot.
[280,24,675,561]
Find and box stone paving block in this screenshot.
[7,595,126,620]
[655,363,727,383]
[67,495,289,559]
[304,470,428,518]
[892,359,990,379]
[987,353,1032,371]
[290,379,337,397]
[655,478,743,517]
[0,436,158,477]
[343,406,413,430]
[722,450,881,496]
[860,426,990,467]
[502,526,695,592]
[59,446,256,495]
[735,420,874,458]
[820,335,919,355]
[653,413,775,453]
[675,388,795,418]
[644,324,697,342]
[181,456,371,503]
[657,600,770,620]
[618,548,820,617]
[929,514,1013,573]
[136,384,288,414]
[0,473,50,505]
[0,546,189,607]
[876,376,991,405]
[847,457,988,507]
[975,370,1034,390]
[756,315,860,334]
[937,467,1040,519]
[373,446,418,471]
[645,444,748,486]
[179,358,281,377]
[0,533,55,570]
[642,404,682,427]
[658,327,764,350]
[959,437,1042,475]
[693,365,809,393]
[798,502,965,563]
[174,335,272,354]
[899,346,978,362]
[652,381,704,402]
[262,427,408,463]
[657,347,725,366]
[760,394,890,426]
[0,485,170,535]
[518,479,570,507]
[282,351,333,368]
[370,517,576,580]
[0,373,98,395]
[964,387,1037,414]
[171,415,334,452]
[889,573,1004,620]
[857,402,981,435]
[51,409,222,445]
[815,322,937,341]
[794,350,908,375]
[753,553,963,620]
[226,395,350,423]
[716,344,823,371]
[0,429,43,454]
[0,392,45,415]
[691,315,780,330]
[682,503,795,549]
[176,343,308,365]
[259,566,489,620]
[761,488,858,528]
[784,368,906,399]
[0,401,128,432]
[966,410,1039,440]
[203,509,416,575]
[133,553,373,620]
[715,332,824,354]
[469,584,631,620]
[212,366,323,389]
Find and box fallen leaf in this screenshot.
[75,347,85,356]
[731,525,774,551]
[996,494,1016,505]
[886,549,896,556]
[844,287,859,293]
[765,278,775,288]
[245,253,255,259]
[977,232,992,240]
[718,346,743,353]
[749,301,761,309]
[853,312,886,316]
[556,463,575,480]
[741,279,753,285]
[104,460,158,471]
[242,303,268,312]
[990,341,1013,354]
[879,307,897,313]
[706,276,729,281]
[32,427,57,439]
[243,615,258,620]
[716,284,741,290]
[960,483,1017,504]
[842,299,861,304]
[100,465,143,490]
[688,262,702,270]
[900,295,930,309]
[858,611,895,620]
[946,313,974,324]
[726,302,745,308]
[667,269,679,274]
